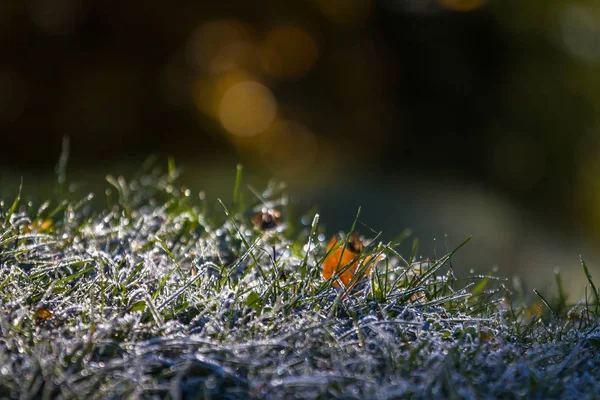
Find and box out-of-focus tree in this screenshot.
[3,0,600,237]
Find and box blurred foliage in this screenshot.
[2,0,600,236]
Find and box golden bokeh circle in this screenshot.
[218,81,277,137]
[262,25,319,80]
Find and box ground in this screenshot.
[0,164,599,399]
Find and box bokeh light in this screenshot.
[218,81,277,137]
[210,40,263,76]
[186,20,250,74]
[560,4,600,63]
[5,0,600,285]
[262,25,319,81]
[193,69,254,118]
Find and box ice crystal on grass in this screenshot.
[0,165,599,399]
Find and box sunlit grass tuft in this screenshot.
[0,162,599,399]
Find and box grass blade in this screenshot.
[4,178,22,227]
[580,256,600,313]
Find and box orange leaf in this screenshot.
[322,233,372,287]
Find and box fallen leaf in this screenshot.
[322,233,374,288]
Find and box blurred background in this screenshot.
[1,0,600,297]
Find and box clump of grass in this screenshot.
[0,161,599,399]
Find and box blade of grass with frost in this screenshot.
[217,198,264,280]
[0,232,51,248]
[144,293,164,326]
[46,199,69,220]
[153,268,174,300]
[126,261,145,286]
[312,236,343,289]
[382,286,427,309]
[3,178,22,229]
[333,233,385,296]
[328,256,380,318]
[336,207,361,272]
[467,290,505,317]
[0,227,13,244]
[383,246,412,288]
[256,246,284,297]
[554,269,567,314]
[390,228,413,247]
[422,285,473,308]
[585,286,591,325]
[154,236,187,283]
[299,212,319,283]
[580,256,599,313]
[371,245,391,301]
[471,277,489,298]
[410,237,419,264]
[0,273,11,292]
[247,185,272,210]
[53,267,95,287]
[413,236,471,289]
[158,270,206,310]
[105,175,124,203]
[348,304,367,344]
[105,175,133,218]
[363,230,383,252]
[1,241,61,257]
[230,238,263,285]
[344,247,385,294]
[71,193,95,214]
[232,163,243,216]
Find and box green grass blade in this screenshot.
[154,237,187,282]
[413,236,471,288]
[580,256,600,313]
[300,213,320,281]
[4,178,22,227]
[232,163,243,215]
[533,288,558,320]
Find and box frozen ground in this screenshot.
[0,166,599,399]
